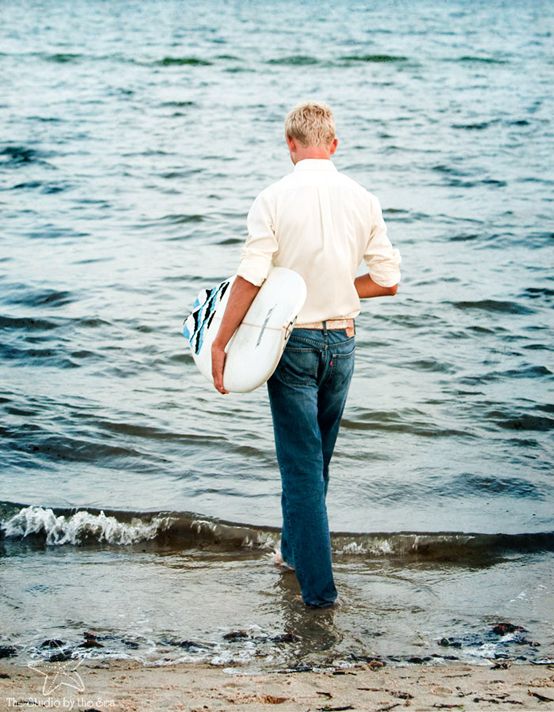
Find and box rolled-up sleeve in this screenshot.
[236,189,278,287]
[363,194,402,288]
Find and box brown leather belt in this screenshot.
[295,318,355,337]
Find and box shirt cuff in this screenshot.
[369,269,401,288]
[367,246,402,288]
[236,253,272,287]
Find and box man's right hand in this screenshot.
[211,342,229,395]
[209,276,262,395]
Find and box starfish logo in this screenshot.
[27,644,85,695]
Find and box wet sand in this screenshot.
[1,659,553,711]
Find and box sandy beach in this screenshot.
[1,659,554,711]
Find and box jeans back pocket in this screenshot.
[276,345,319,385]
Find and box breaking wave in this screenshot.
[1,503,553,561]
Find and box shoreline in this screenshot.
[1,659,553,711]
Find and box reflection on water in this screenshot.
[1,535,552,668]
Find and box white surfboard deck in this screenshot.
[182,267,307,393]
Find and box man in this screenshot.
[211,102,401,608]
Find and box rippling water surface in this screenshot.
[1,0,553,668]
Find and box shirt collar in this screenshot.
[293,158,337,171]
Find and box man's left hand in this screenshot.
[211,343,229,394]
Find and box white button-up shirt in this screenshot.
[236,158,402,323]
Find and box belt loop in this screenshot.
[322,320,328,335]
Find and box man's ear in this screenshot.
[286,134,296,152]
[329,137,339,155]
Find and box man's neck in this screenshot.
[293,147,332,163]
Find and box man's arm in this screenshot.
[211,276,261,394]
[355,274,398,298]
[361,194,402,295]
[211,187,277,394]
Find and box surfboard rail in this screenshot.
[182,267,307,393]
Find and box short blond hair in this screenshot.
[284,101,336,147]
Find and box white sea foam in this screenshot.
[337,538,394,555]
[1,505,169,545]
[242,532,276,550]
[191,518,218,535]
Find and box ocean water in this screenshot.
[1,0,553,670]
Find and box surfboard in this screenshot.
[182,267,307,393]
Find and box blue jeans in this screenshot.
[267,326,356,607]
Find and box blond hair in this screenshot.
[284,101,336,147]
